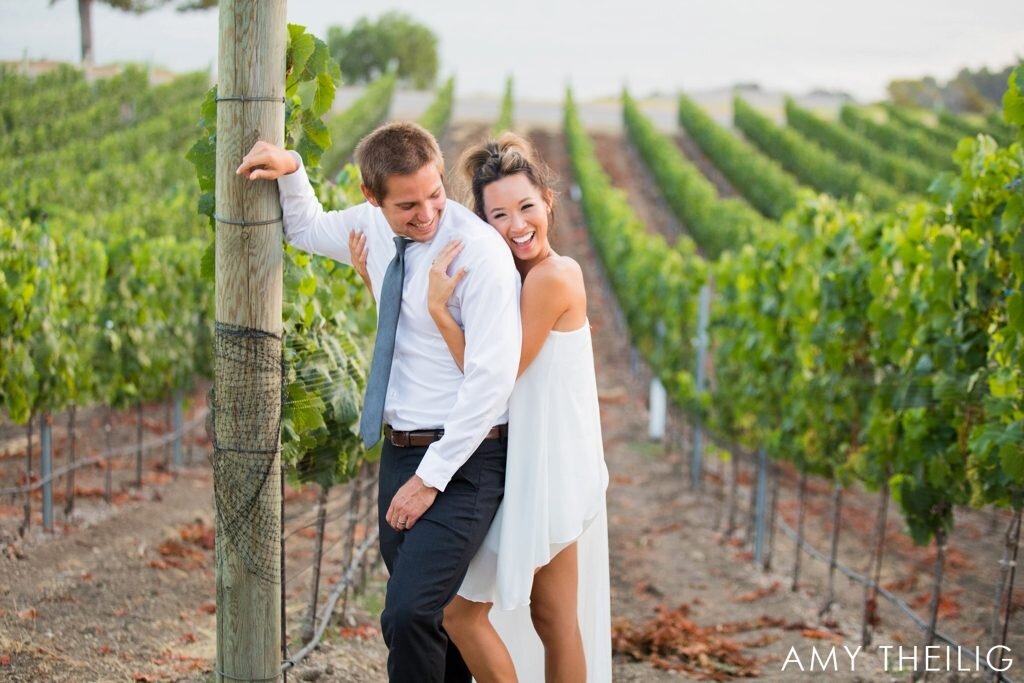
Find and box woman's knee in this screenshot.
[443,597,491,639]
[530,598,577,643]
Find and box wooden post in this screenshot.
[215,1,286,680]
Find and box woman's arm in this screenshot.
[515,263,580,376]
[427,241,469,371]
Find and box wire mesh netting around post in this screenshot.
[211,321,285,585]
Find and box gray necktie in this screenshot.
[360,236,410,449]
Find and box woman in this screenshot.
[351,132,610,682]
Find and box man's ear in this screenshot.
[361,184,381,207]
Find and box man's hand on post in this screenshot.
[385,475,438,531]
[236,141,299,181]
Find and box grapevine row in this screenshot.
[676,92,801,220]
[784,98,933,194]
[734,96,901,208]
[623,91,762,257]
[321,71,397,178]
[494,75,514,133]
[418,76,455,139]
[839,104,954,171]
[564,89,707,407]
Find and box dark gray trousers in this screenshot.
[378,437,506,683]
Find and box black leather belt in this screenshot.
[383,424,508,448]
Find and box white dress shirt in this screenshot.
[277,152,522,491]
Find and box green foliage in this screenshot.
[1,66,212,434]
[94,235,205,409]
[676,93,800,220]
[623,91,762,257]
[735,97,901,209]
[418,76,455,139]
[0,218,62,423]
[937,109,1014,147]
[1002,66,1024,144]
[785,98,933,195]
[565,89,707,411]
[321,71,397,180]
[327,12,438,89]
[493,76,514,134]
[710,70,1024,545]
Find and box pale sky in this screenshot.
[1,0,1022,101]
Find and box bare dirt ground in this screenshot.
[0,123,1018,682]
[589,132,689,246]
[674,133,743,200]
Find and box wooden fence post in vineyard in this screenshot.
[861,482,890,647]
[820,483,844,615]
[690,283,711,490]
[763,461,779,572]
[791,470,809,592]
[214,1,287,680]
[917,526,949,682]
[40,412,53,532]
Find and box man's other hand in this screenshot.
[385,475,438,531]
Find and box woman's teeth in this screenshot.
[511,232,535,245]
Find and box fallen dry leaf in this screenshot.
[17,607,38,620]
[733,582,781,603]
[339,624,380,639]
[800,628,844,643]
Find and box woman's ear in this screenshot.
[544,188,555,213]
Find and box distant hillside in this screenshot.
[887,62,1019,112]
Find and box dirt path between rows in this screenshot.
[590,132,688,246]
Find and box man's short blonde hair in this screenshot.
[354,121,445,201]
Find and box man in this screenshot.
[236,122,521,683]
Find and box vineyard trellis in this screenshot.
[569,66,1024,681]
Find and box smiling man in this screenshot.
[237,122,522,683]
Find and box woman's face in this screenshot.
[481,173,551,262]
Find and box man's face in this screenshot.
[364,163,447,243]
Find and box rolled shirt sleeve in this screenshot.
[415,238,522,491]
[277,150,366,265]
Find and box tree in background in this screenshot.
[327,12,438,89]
[49,0,216,68]
[888,63,1017,112]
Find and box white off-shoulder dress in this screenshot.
[458,320,612,682]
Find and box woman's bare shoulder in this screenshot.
[526,254,583,288]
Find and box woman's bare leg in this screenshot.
[530,543,586,682]
[443,596,518,683]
